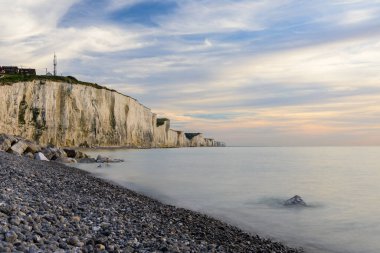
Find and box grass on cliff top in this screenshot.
[0,74,117,93]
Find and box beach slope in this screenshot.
[0,152,302,252]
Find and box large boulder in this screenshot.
[63,148,76,158]
[24,141,41,153]
[41,147,67,160]
[34,152,49,161]
[75,150,88,159]
[0,135,12,152]
[284,195,307,207]
[0,134,17,145]
[10,141,29,156]
[64,149,88,159]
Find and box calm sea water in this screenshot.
[75,147,380,253]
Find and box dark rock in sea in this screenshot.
[96,155,124,163]
[284,195,307,207]
[77,157,97,163]
[54,157,77,164]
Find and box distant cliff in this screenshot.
[0,79,225,148]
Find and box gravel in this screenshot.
[0,151,304,252]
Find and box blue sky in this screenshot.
[1,0,380,145]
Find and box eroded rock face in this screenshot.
[0,81,224,148]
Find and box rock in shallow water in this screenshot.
[284,195,307,207]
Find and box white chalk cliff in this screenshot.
[0,80,225,148]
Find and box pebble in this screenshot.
[71,215,81,222]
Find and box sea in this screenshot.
[75,147,380,253]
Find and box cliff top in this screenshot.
[0,74,115,92]
[0,74,149,109]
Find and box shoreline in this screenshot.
[0,151,303,252]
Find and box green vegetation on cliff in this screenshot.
[0,74,117,93]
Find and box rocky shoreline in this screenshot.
[0,151,304,252]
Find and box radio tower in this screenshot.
[53,53,57,76]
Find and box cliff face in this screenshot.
[0,81,225,148]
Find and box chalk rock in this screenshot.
[10,141,28,155]
[34,152,49,161]
[284,195,307,207]
[0,134,12,152]
[24,140,41,153]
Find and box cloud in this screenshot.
[2,0,380,145]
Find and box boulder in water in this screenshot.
[284,195,307,207]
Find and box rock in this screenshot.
[67,236,82,247]
[96,244,105,250]
[0,134,12,152]
[41,147,55,160]
[62,148,88,159]
[33,234,42,243]
[75,150,88,159]
[23,152,34,159]
[5,231,17,243]
[41,147,67,160]
[96,155,124,163]
[284,195,307,207]
[63,148,76,158]
[9,216,21,225]
[10,141,28,155]
[34,152,49,161]
[77,157,97,163]
[71,216,81,222]
[54,157,77,163]
[23,140,41,153]
[96,155,109,163]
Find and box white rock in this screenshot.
[34,152,49,161]
[11,141,28,155]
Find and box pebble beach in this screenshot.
[0,151,304,252]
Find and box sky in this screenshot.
[1,0,380,146]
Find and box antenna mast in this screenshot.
[53,53,57,76]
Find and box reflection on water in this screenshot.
[75,147,380,253]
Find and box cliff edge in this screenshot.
[0,79,225,148]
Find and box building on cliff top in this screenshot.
[0,66,19,74]
[18,68,36,76]
[0,66,36,76]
